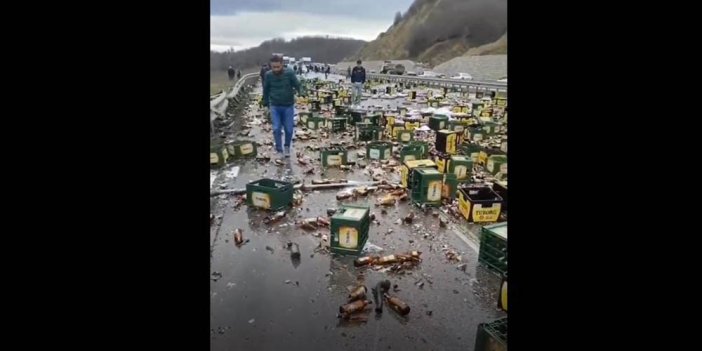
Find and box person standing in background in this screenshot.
[227,66,235,81]
[350,60,366,105]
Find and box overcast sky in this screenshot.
[211,0,414,52]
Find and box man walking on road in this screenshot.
[227,66,235,81]
[262,55,304,159]
[350,60,366,105]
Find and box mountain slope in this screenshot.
[351,0,506,66]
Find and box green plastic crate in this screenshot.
[363,113,381,126]
[486,155,508,176]
[225,140,258,159]
[479,222,507,275]
[474,318,507,351]
[410,168,444,206]
[355,122,383,141]
[400,144,423,163]
[471,102,485,117]
[329,117,347,132]
[482,121,499,135]
[246,178,294,211]
[461,142,481,165]
[320,146,348,167]
[349,110,364,126]
[408,141,429,159]
[465,127,485,142]
[210,143,230,168]
[298,112,312,125]
[447,155,473,181]
[334,105,348,116]
[395,128,414,143]
[330,205,370,255]
[366,141,393,160]
[429,115,448,131]
[306,116,325,130]
[448,120,466,135]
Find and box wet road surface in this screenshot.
[210,73,506,350]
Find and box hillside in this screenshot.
[349,0,506,66]
[211,36,367,71]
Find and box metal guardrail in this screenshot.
[210,73,259,134]
[366,73,507,91]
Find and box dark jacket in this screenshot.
[260,67,270,82]
[262,68,303,107]
[351,66,366,83]
[228,68,235,78]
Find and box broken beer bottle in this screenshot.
[384,293,410,316]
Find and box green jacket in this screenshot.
[263,68,303,107]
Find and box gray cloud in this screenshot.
[210,0,414,20]
[211,11,394,52]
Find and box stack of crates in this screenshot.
[225,140,258,159]
[456,185,503,223]
[399,144,423,163]
[401,159,437,188]
[246,178,294,211]
[474,317,507,351]
[435,130,458,155]
[409,168,444,207]
[479,222,507,275]
[330,205,370,256]
[320,146,348,167]
[355,122,383,141]
[366,141,393,160]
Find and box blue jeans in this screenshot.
[270,105,294,153]
[352,82,363,104]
